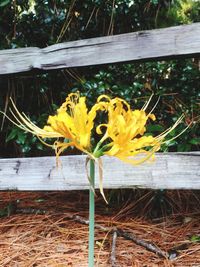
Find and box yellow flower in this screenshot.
[3,92,185,202]
[7,93,105,159]
[95,95,183,165]
[5,93,184,165]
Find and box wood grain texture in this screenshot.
[0,153,199,191]
[0,23,200,75]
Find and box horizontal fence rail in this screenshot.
[0,152,199,191]
[0,23,200,75]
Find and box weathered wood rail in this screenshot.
[0,23,199,190]
[0,153,199,191]
[0,23,200,75]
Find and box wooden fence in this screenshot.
[0,23,199,190]
[0,153,199,190]
[0,23,200,74]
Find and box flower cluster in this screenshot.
[4,92,185,203]
[8,92,182,165]
[7,93,182,169]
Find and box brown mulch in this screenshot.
[0,190,200,266]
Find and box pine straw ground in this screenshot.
[0,190,200,267]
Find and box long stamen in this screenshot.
[148,96,160,115]
[142,94,154,111]
[160,121,191,145]
[7,99,62,138]
[0,111,28,132]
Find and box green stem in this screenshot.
[89,159,95,267]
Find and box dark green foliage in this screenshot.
[0,0,199,157]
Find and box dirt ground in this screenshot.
[0,190,200,267]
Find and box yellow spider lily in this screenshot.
[5,93,105,159]
[42,92,101,157]
[3,92,186,202]
[95,95,184,165]
[5,93,184,165]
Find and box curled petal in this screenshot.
[96,124,108,135]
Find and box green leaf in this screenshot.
[147,124,165,133]
[150,0,158,4]
[36,143,43,150]
[0,0,10,7]
[189,138,200,145]
[6,128,18,142]
[177,144,191,152]
[21,145,31,153]
[17,131,26,145]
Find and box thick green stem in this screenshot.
[89,159,95,267]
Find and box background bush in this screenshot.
[0,0,199,157]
